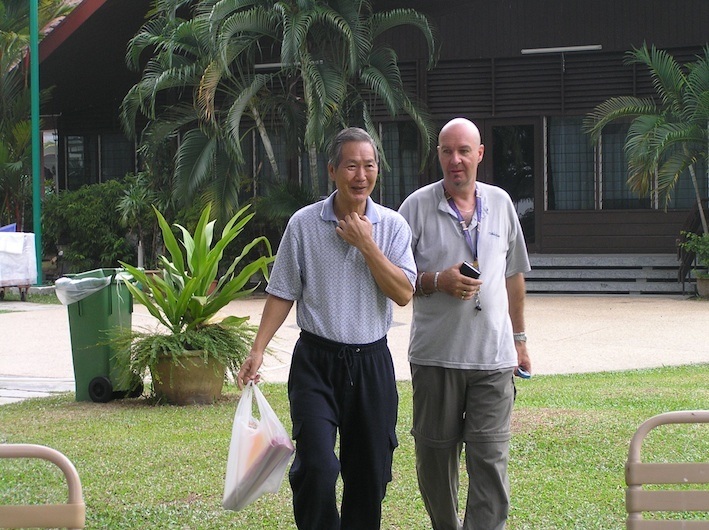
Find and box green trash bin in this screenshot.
[61,268,140,402]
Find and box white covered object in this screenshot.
[0,233,37,287]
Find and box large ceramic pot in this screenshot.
[151,351,226,405]
[697,277,709,298]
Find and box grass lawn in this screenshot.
[1,364,708,529]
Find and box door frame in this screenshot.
[479,117,543,253]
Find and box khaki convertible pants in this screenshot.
[411,364,515,530]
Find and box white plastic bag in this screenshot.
[222,382,295,511]
[54,276,111,305]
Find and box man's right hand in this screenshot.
[237,351,263,389]
[439,264,482,301]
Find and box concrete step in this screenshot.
[526,254,692,295]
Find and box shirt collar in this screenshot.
[321,191,381,223]
[437,180,486,221]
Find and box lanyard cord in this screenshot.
[445,184,482,260]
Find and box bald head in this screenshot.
[437,118,484,191]
[438,118,482,146]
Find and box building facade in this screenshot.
[39,0,708,254]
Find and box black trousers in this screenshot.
[287,331,399,530]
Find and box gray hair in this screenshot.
[327,127,379,168]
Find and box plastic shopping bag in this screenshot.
[222,382,295,511]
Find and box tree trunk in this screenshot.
[308,144,320,197]
[250,104,280,190]
[687,161,708,234]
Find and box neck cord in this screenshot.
[445,184,482,259]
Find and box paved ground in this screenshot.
[1,293,708,405]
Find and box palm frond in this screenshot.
[359,46,403,116]
[371,9,438,69]
[224,73,273,161]
[626,44,686,115]
[309,4,359,72]
[583,96,657,140]
[216,7,278,56]
[174,129,218,201]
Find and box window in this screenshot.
[600,122,650,209]
[665,158,707,209]
[545,116,702,211]
[101,134,134,181]
[63,133,136,190]
[298,149,329,200]
[547,117,594,210]
[65,135,98,190]
[380,122,420,209]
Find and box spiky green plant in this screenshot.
[114,203,273,386]
[120,203,273,334]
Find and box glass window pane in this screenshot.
[100,134,134,181]
[601,122,650,209]
[491,124,536,244]
[298,149,328,199]
[547,117,594,210]
[255,130,287,185]
[66,135,98,190]
[380,122,421,209]
[665,158,707,209]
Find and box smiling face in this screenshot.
[329,140,379,216]
[437,118,485,192]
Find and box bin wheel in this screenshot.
[88,376,113,403]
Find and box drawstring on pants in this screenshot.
[337,346,357,386]
[298,330,386,388]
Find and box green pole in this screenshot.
[30,0,43,284]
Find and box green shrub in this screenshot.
[679,231,709,277]
[42,180,134,272]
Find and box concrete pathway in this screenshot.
[1,294,708,405]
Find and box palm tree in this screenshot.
[205,0,438,196]
[121,0,275,222]
[0,0,74,229]
[122,0,438,216]
[0,0,71,39]
[584,43,709,234]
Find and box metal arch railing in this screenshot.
[0,444,85,529]
[626,410,709,529]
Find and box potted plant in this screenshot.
[679,231,709,297]
[114,203,274,404]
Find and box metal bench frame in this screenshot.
[626,410,709,529]
[0,444,85,529]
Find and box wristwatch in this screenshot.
[513,332,527,342]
